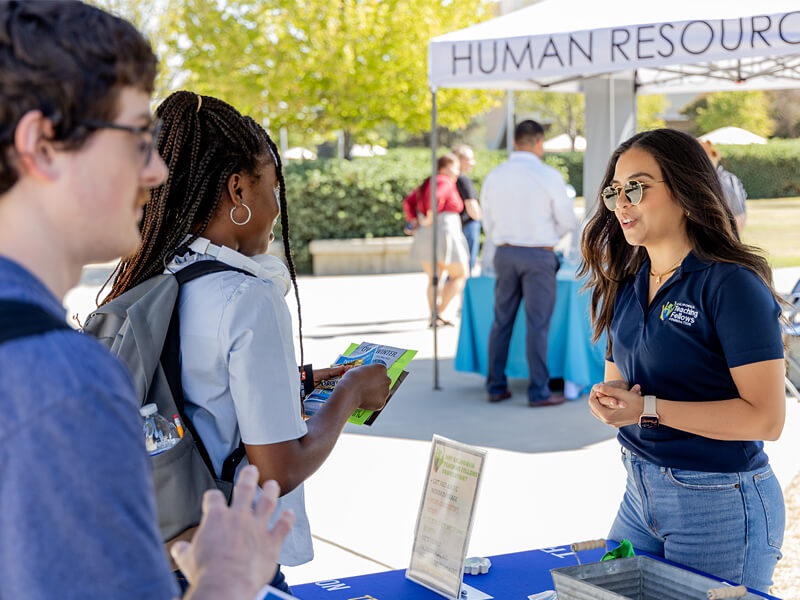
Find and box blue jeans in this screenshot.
[462,220,481,273]
[609,447,784,593]
[487,246,558,402]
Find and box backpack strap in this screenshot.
[163,260,253,482]
[221,444,248,482]
[0,300,71,344]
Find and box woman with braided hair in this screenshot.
[105,91,389,593]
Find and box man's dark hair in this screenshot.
[437,153,458,172]
[514,120,545,147]
[0,0,158,194]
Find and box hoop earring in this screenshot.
[230,203,252,226]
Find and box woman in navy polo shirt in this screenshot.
[579,129,785,592]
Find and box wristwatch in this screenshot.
[639,395,659,429]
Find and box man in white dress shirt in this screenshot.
[481,120,577,406]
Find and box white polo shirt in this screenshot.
[481,151,577,247]
[166,242,312,567]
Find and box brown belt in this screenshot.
[498,244,554,252]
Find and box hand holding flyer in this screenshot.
[304,342,416,425]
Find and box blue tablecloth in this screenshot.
[291,544,781,599]
[455,266,606,396]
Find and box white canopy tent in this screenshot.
[543,133,587,152]
[429,0,800,92]
[424,0,800,387]
[699,126,768,145]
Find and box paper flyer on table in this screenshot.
[303,341,416,425]
[407,435,487,599]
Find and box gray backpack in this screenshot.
[84,260,251,542]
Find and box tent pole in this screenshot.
[506,90,515,156]
[431,87,440,391]
[608,75,615,152]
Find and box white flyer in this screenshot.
[406,435,487,600]
[347,341,407,369]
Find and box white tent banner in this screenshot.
[429,8,800,90]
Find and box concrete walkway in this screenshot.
[65,266,800,588]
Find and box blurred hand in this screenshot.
[339,363,391,411]
[173,466,295,599]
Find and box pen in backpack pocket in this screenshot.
[173,414,184,438]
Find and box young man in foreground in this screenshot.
[0,2,292,598]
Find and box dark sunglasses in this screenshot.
[602,179,664,211]
[77,118,162,166]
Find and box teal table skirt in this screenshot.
[455,266,606,396]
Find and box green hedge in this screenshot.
[278,158,417,272]
[278,142,799,272]
[717,140,800,199]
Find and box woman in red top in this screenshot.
[404,153,470,326]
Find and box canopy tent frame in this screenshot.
[425,0,800,389]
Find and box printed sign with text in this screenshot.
[406,435,487,600]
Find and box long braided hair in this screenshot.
[103,90,304,363]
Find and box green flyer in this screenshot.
[303,341,417,425]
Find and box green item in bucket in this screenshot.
[601,539,635,561]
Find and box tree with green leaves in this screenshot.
[516,91,668,147]
[516,92,584,151]
[681,91,774,138]
[153,0,500,149]
[637,94,667,131]
[767,90,800,138]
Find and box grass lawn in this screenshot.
[741,197,800,268]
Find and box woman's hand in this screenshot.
[591,380,642,408]
[588,381,643,428]
[339,363,391,411]
[313,365,348,386]
[419,211,433,227]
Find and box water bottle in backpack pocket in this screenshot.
[140,403,180,455]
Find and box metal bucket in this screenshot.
[551,556,760,600]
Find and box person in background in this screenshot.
[452,144,482,275]
[0,2,293,599]
[700,140,747,231]
[404,153,470,326]
[481,120,576,406]
[582,129,784,592]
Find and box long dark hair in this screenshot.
[103,90,304,362]
[579,128,778,343]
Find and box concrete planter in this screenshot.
[308,237,421,276]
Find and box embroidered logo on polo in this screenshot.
[660,302,675,321]
[661,300,698,326]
